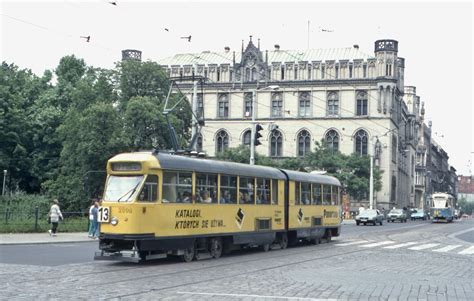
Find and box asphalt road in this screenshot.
[1,218,473,300]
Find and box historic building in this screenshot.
[457,175,474,203]
[157,38,421,210]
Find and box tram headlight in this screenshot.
[111,217,119,226]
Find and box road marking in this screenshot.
[177,291,336,300]
[359,241,395,248]
[458,246,474,255]
[432,245,462,253]
[335,240,370,246]
[383,242,418,249]
[408,243,440,251]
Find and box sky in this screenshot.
[1,0,473,175]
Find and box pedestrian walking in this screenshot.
[91,201,99,239]
[48,199,63,237]
[88,200,95,238]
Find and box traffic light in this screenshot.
[254,124,263,146]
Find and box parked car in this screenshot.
[454,209,461,219]
[355,209,384,226]
[411,209,429,221]
[387,209,407,223]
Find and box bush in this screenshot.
[0,194,88,233]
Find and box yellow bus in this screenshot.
[95,151,342,262]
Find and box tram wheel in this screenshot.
[261,243,271,252]
[325,230,332,242]
[209,237,223,259]
[310,237,320,245]
[278,233,288,249]
[181,245,195,263]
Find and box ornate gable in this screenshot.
[234,37,267,83]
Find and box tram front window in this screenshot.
[103,175,144,202]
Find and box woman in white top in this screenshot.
[48,199,63,236]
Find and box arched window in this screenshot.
[243,92,252,117]
[356,91,368,116]
[196,134,203,152]
[271,93,283,117]
[297,130,311,157]
[298,92,311,117]
[218,94,229,118]
[325,130,339,152]
[216,130,229,153]
[327,92,339,116]
[242,130,251,146]
[354,129,368,155]
[252,67,257,81]
[270,130,283,157]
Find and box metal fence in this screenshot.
[0,207,89,232]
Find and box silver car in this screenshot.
[356,209,384,226]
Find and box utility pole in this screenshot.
[190,63,199,151]
[250,90,257,165]
[369,154,374,210]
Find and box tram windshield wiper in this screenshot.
[117,181,142,203]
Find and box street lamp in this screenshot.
[2,170,7,196]
[250,85,279,165]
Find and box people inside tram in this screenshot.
[200,190,212,203]
[240,192,250,204]
[182,191,192,203]
[220,190,233,204]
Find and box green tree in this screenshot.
[215,145,276,166]
[458,198,474,214]
[304,141,382,201]
[0,62,53,192]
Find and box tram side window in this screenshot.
[322,185,331,205]
[162,171,192,203]
[220,175,237,204]
[301,182,311,205]
[239,177,255,204]
[271,179,278,205]
[256,178,270,204]
[295,182,301,205]
[196,173,217,204]
[312,184,322,205]
[138,175,158,202]
[331,186,338,205]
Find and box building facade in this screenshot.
[158,38,420,210]
[457,175,474,203]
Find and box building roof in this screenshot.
[157,47,373,66]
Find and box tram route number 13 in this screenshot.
[98,207,110,223]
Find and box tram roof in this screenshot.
[281,169,341,186]
[156,153,286,180]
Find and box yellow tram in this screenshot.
[95,151,342,262]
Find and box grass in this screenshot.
[0,216,88,233]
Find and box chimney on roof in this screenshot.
[224,46,230,53]
[353,44,359,49]
[274,44,280,51]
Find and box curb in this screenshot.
[0,239,96,246]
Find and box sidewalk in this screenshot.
[342,219,356,225]
[0,232,93,245]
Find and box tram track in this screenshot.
[103,246,366,300]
